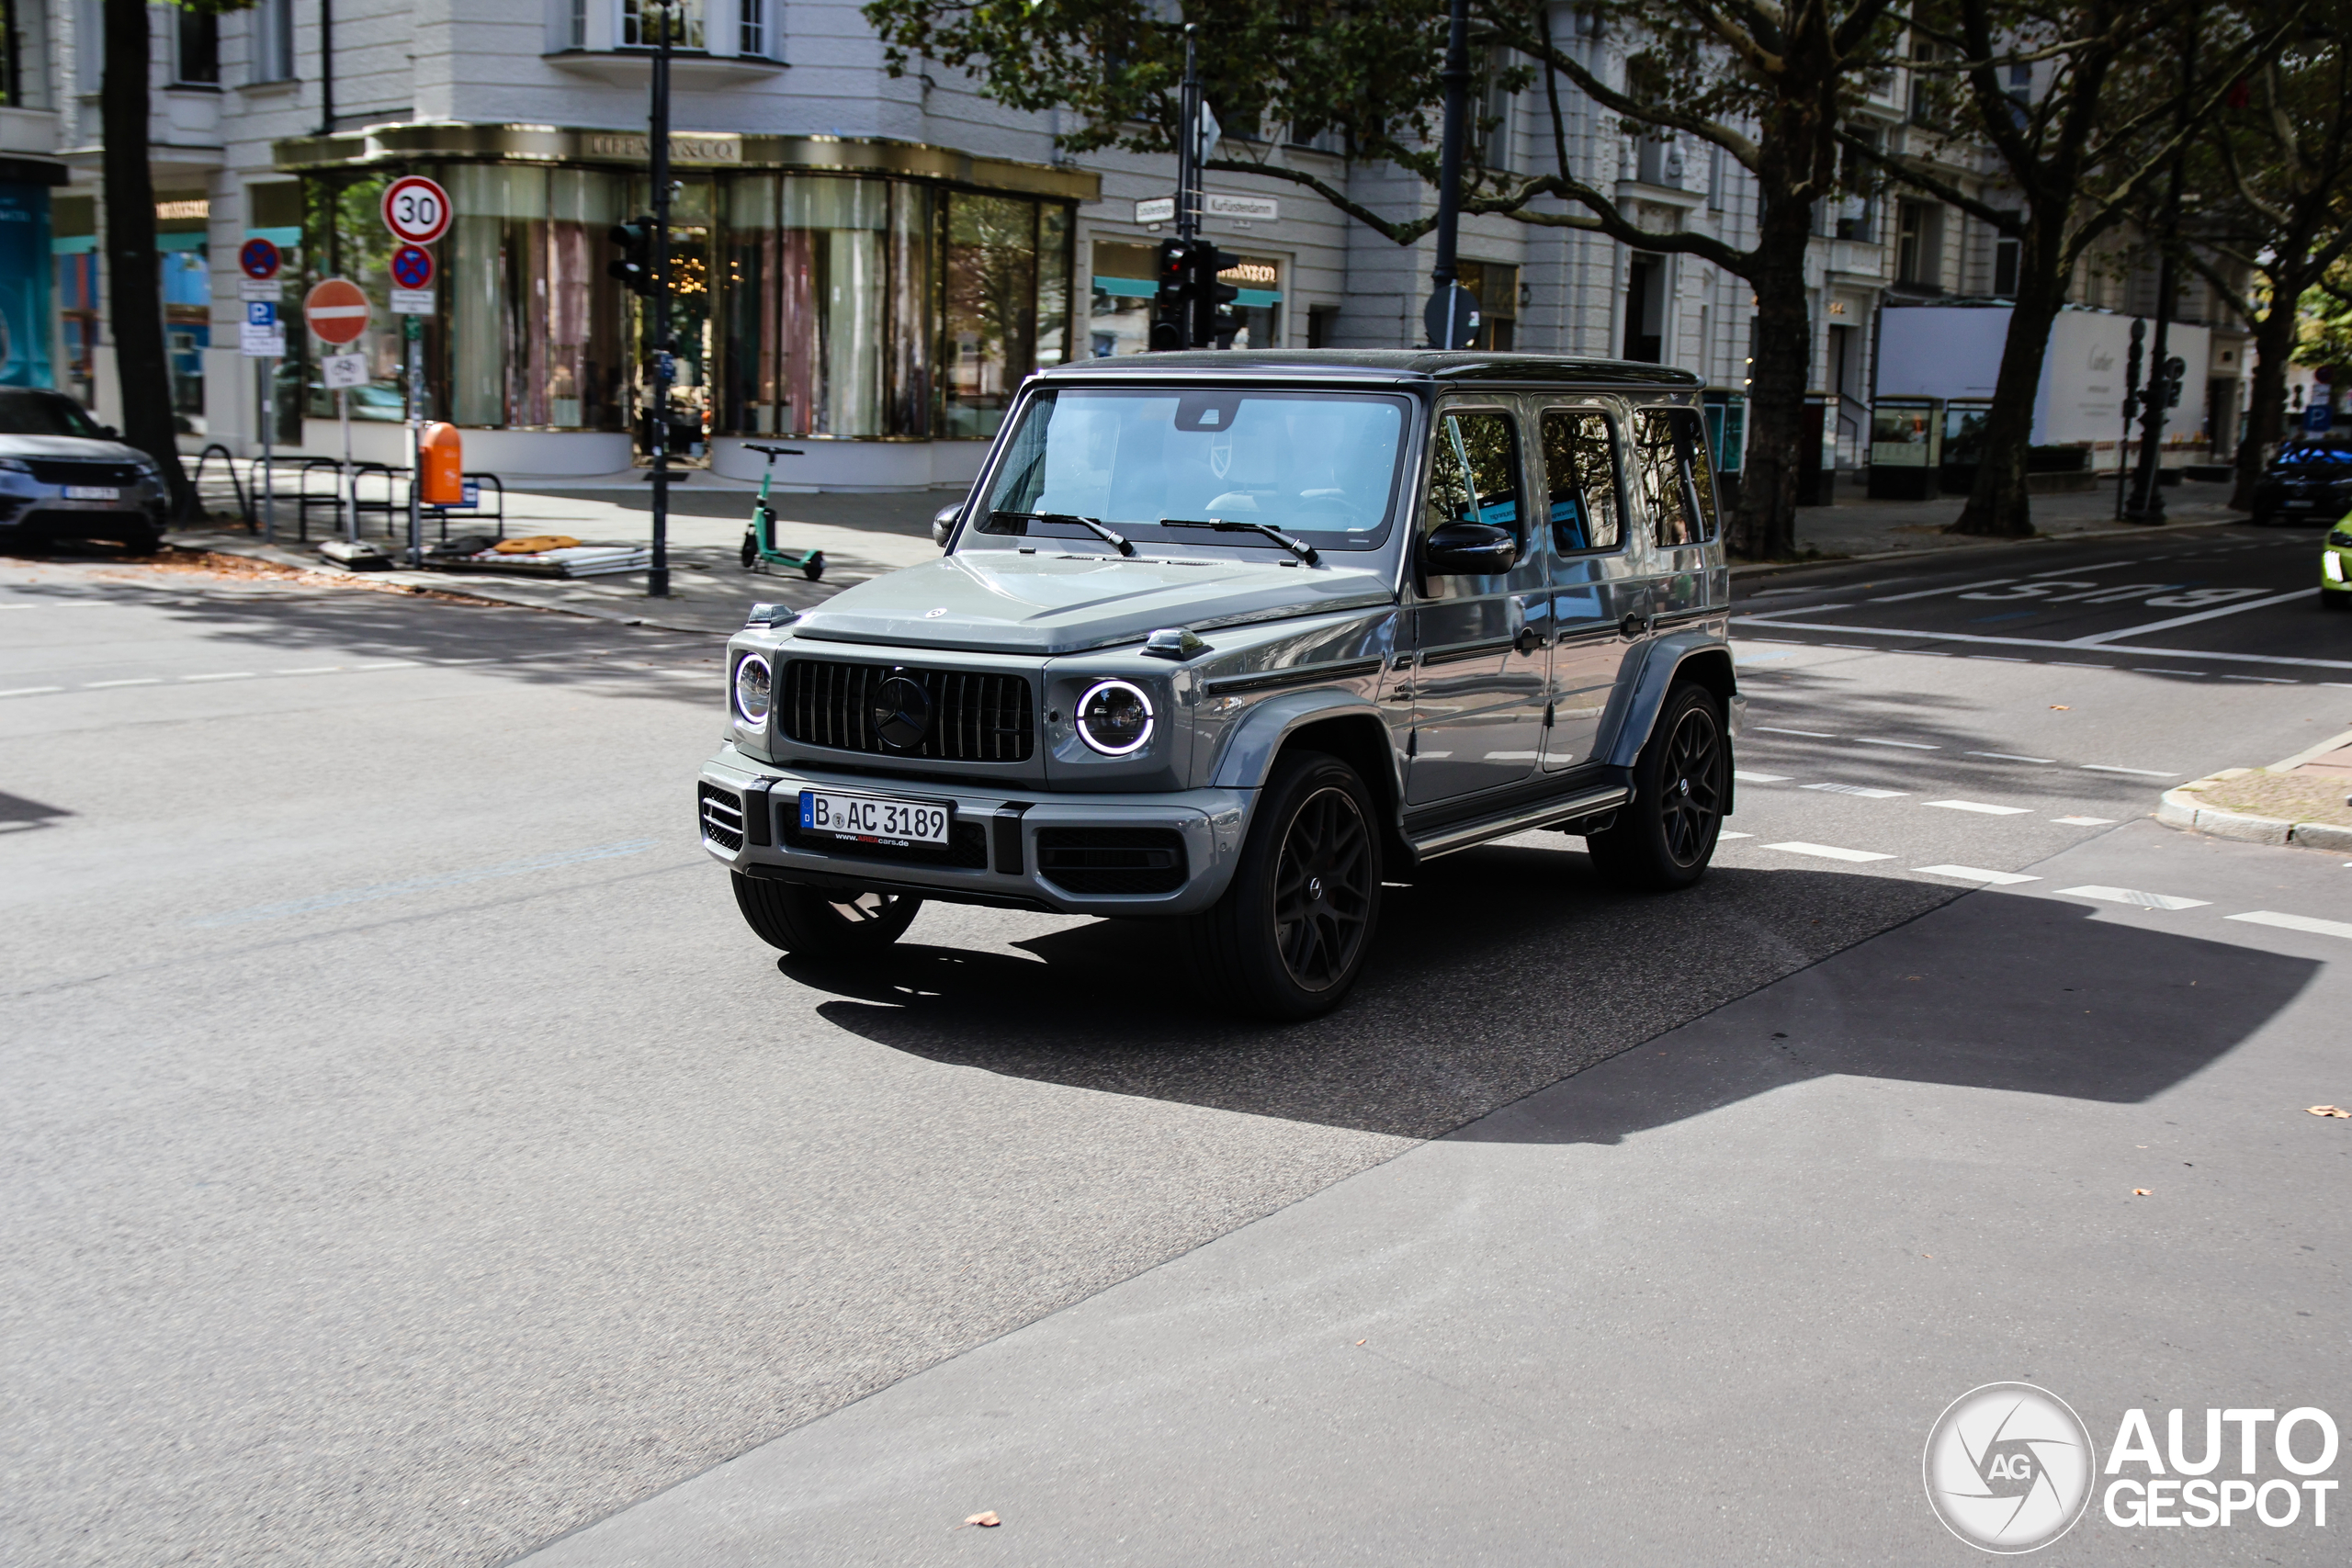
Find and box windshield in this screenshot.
[969,388,1411,552]
[0,393,103,439]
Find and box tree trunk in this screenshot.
[100,0,191,520]
[1951,223,2068,537]
[1725,140,1826,560]
[2232,283,2298,513]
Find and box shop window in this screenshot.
[942,193,1040,439]
[1456,260,1515,351]
[1088,239,1157,359]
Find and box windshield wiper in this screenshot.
[1160,516,1320,565]
[987,509,1134,557]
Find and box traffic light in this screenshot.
[1189,245,1241,347]
[2162,355,2186,409]
[1151,239,1193,350]
[607,216,658,298]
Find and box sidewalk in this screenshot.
[173,470,2250,637]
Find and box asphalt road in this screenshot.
[4,520,2346,1566]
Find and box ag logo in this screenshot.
[1924,1382,2097,1553]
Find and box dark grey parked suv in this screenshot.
[0,389,172,554]
[698,351,1745,1019]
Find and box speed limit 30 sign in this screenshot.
[380,175,451,246]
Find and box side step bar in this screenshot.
[1407,784,1632,863]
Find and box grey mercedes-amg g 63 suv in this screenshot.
[697,350,1744,1019]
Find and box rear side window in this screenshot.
[1634,407,1720,547]
[1540,409,1622,554]
[1426,410,1523,536]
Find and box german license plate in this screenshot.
[798,788,952,846]
[62,486,119,501]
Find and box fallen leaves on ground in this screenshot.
[2050,705,2070,710]
[2310,1105,2350,1118]
[958,1511,1001,1529]
[2132,1189,2152,1197]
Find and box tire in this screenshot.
[120,526,162,557]
[801,550,825,581]
[1191,750,1383,1021]
[739,531,758,570]
[1586,681,1728,892]
[2324,589,2351,613]
[730,872,921,956]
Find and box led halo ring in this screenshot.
[1074,678,1155,756]
[733,653,774,727]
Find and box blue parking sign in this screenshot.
[245,300,277,328]
[2306,402,2333,434]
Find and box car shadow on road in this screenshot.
[783,845,2314,1143]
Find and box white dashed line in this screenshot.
[84,678,161,688]
[2052,816,2116,825]
[1855,738,1938,750]
[2134,668,2209,676]
[1969,655,2030,661]
[277,666,345,674]
[1756,726,1836,738]
[1968,750,2056,763]
[1719,831,1756,840]
[2228,910,2352,942]
[2079,764,2177,778]
[1915,865,2041,886]
[1733,770,1791,783]
[2222,674,2295,684]
[0,685,62,697]
[181,671,256,682]
[2050,661,2109,669]
[1804,783,1907,798]
[1767,841,1895,863]
[2059,885,2211,910]
[1924,800,2031,816]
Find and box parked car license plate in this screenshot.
[798,788,952,846]
[62,486,119,501]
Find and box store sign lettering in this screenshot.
[582,133,743,164]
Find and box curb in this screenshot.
[2157,728,2352,853]
[1726,511,2245,581]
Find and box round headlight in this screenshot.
[733,654,773,726]
[1075,678,1153,756]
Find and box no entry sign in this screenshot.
[380,175,451,246]
[239,238,282,281]
[304,277,372,345]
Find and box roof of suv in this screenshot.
[1036,350,1703,389]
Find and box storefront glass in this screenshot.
[301,172,411,424]
[446,164,631,432]
[943,193,1039,439]
[0,182,52,389]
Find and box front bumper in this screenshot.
[697,750,1252,917]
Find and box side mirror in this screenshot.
[931,504,959,548]
[99,424,119,439]
[1420,520,1519,576]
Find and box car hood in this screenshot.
[787,551,1398,656]
[0,435,153,464]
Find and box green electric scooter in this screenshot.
[738,443,826,581]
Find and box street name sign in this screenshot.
[1135,197,1176,225]
[1204,193,1279,221]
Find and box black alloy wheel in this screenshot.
[1192,751,1384,1021]
[1272,784,1376,991]
[1586,681,1726,891]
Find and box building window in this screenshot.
[175,7,221,85]
[252,0,297,83]
[571,0,589,49]
[1896,200,1942,288]
[1706,144,1725,212]
[1456,260,1516,350]
[740,0,769,58]
[1991,213,2020,298]
[1623,253,1665,363]
[623,0,705,50]
[1470,47,1514,171]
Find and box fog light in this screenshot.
[1075,679,1153,755]
[733,654,773,726]
[2326,552,2346,584]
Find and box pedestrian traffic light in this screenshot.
[607,216,658,298]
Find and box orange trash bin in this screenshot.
[419,422,465,505]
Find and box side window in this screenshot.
[1634,406,1720,547]
[1426,409,1523,537]
[1540,409,1623,554]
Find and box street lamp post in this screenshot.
[1426,0,1475,349]
[644,0,676,597]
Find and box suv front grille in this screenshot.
[27,458,143,486]
[780,660,1034,762]
[1035,828,1188,895]
[697,783,745,850]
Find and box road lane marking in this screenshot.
[2228,910,2352,942]
[2050,660,2109,669]
[1968,751,2055,763]
[1968,655,2030,661]
[2052,816,2115,825]
[1869,577,2018,603]
[2135,668,2210,676]
[1757,726,1836,738]
[2079,764,2177,778]
[1719,830,1756,840]
[1855,738,1938,750]
[190,838,664,926]
[2059,885,2211,910]
[277,666,345,674]
[2066,588,2318,646]
[1916,865,2041,885]
[2222,674,2295,683]
[84,678,161,688]
[1924,800,2031,816]
[1767,841,1895,862]
[1804,783,1907,798]
[1733,770,1791,783]
[0,685,62,697]
[180,671,255,682]
[1724,617,2352,672]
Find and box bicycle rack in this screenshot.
[189,444,253,529]
[424,473,507,545]
[298,460,346,542]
